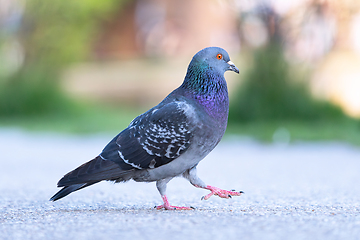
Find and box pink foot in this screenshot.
[200,185,244,200]
[155,195,194,210]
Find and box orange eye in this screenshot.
[216,54,223,60]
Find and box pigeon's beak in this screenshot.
[227,61,239,74]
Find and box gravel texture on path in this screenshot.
[1,129,360,240]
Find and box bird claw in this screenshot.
[156,195,194,210]
[155,204,194,210]
[201,186,244,200]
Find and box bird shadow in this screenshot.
[46,205,224,215]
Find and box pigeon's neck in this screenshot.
[182,66,229,94]
[180,68,229,123]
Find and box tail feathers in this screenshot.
[50,156,134,201]
[50,182,98,201]
[57,156,133,187]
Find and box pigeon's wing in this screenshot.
[100,101,193,170]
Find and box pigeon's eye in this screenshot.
[216,54,223,60]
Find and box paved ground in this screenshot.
[1,128,360,240]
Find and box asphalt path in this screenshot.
[1,128,360,240]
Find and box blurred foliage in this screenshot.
[0,104,145,134]
[20,0,125,67]
[229,43,346,123]
[0,0,128,116]
[0,66,75,116]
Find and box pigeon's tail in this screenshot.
[50,156,134,201]
[50,182,98,201]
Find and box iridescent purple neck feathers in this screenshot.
[175,47,238,122]
[180,66,229,122]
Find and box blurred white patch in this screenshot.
[336,73,360,117]
[272,127,291,146]
[0,39,24,78]
[241,15,268,48]
[351,13,360,55]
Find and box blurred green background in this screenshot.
[0,0,360,144]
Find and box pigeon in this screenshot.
[50,47,242,210]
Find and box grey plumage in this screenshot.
[50,47,242,209]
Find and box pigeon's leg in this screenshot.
[155,178,194,210]
[183,167,244,200]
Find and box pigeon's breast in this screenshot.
[178,97,227,150]
[195,94,229,132]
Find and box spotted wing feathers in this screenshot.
[100,102,193,170]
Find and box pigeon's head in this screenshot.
[182,47,239,95]
[189,47,239,75]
